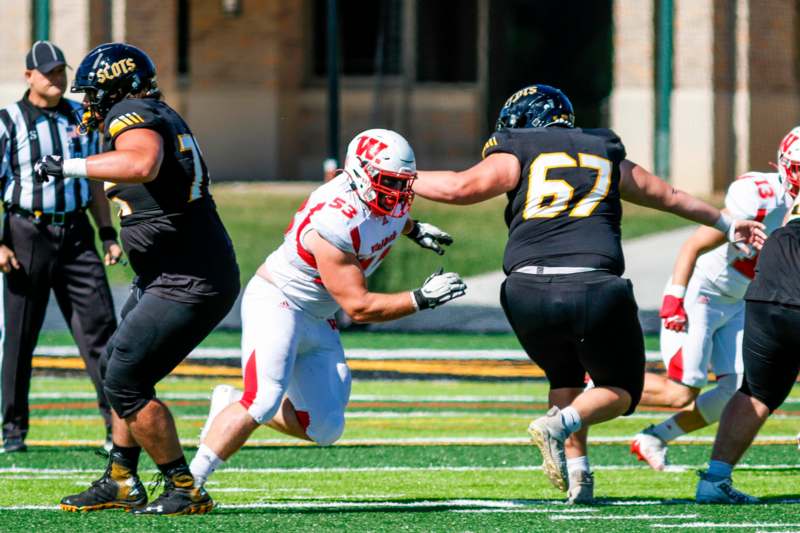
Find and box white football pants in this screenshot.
[239,275,351,445]
[660,274,744,388]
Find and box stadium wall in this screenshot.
[0,0,798,192]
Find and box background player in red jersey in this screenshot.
[632,129,799,471]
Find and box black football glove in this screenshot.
[406,221,454,255]
[33,155,64,184]
[412,268,467,310]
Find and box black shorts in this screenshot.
[500,271,645,414]
[102,285,238,418]
[739,300,800,412]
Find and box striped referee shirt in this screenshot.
[0,92,98,214]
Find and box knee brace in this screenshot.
[695,373,740,424]
[307,412,345,446]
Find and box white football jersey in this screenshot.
[695,172,792,299]
[264,174,408,319]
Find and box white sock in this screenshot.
[190,444,224,486]
[707,460,733,480]
[567,455,590,475]
[651,415,686,443]
[559,406,582,435]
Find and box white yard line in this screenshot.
[453,508,598,514]
[33,345,664,362]
[2,500,799,514]
[28,411,800,422]
[651,524,800,529]
[550,514,699,521]
[1,464,797,476]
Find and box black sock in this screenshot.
[110,444,142,474]
[157,455,190,478]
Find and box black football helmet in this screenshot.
[495,84,575,130]
[71,43,159,133]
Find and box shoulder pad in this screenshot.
[104,99,160,141]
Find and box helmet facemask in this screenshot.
[350,157,416,217]
[778,154,800,198]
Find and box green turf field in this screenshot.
[2,374,798,532]
[97,183,697,290]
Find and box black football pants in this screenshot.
[739,300,800,412]
[102,286,238,419]
[2,212,117,440]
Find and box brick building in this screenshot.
[0,0,797,194]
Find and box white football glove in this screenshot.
[411,268,467,310]
[406,221,453,256]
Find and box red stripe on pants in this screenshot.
[296,410,310,431]
[240,350,258,409]
[667,348,684,382]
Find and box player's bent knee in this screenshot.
[241,384,285,425]
[695,374,739,423]
[307,413,345,446]
[102,377,151,418]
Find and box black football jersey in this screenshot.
[483,127,627,275]
[102,98,238,303]
[103,98,210,221]
[745,221,800,306]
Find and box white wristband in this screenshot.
[62,158,88,179]
[664,284,686,299]
[713,212,733,235]
[409,291,420,311]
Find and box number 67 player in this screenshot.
[412,84,767,503]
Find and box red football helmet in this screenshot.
[777,126,800,197]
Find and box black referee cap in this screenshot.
[26,41,67,73]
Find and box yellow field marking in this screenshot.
[33,357,545,378]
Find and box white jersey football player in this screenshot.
[189,129,466,485]
[631,128,800,470]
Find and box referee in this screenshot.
[0,41,122,453]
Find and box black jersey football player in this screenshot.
[695,195,800,504]
[33,43,240,515]
[413,84,766,503]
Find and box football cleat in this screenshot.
[796,431,800,450]
[0,437,27,454]
[567,470,594,504]
[527,407,569,492]
[133,472,214,515]
[60,462,146,512]
[631,426,668,471]
[695,470,759,504]
[200,384,242,443]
